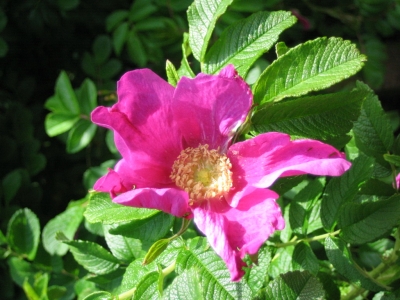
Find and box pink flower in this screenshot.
[395,173,400,190]
[91,65,351,281]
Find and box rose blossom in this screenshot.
[91,65,351,281]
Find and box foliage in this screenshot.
[1,0,400,299]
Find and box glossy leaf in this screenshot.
[42,205,85,256]
[132,271,160,300]
[142,238,170,265]
[55,71,80,114]
[76,78,97,116]
[60,238,120,275]
[292,243,319,275]
[253,37,366,104]
[203,11,296,76]
[7,208,40,260]
[66,119,97,153]
[187,0,233,62]
[45,113,79,137]
[321,154,374,231]
[338,195,400,244]
[163,268,204,299]
[166,60,180,86]
[84,192,159,224]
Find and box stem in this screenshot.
[274,230,341,248]
[117,287,136,300]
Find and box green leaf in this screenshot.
[7,257,36,287]
[176,237,252,299]
[275,41,289,57]
[22,272,49,300]
[166,60,180,86]
[132,271,160,300]
[109,212,174,248]
[84,192,159,224]
[55,71,80,114]
[103,225,143,262]
[76,79,97,116]
[93,35,112,65]
[45,113,79,137]
[113,22,129,56]
[177,33,195,78]
[82,291,113,300]
[7,208,40,260]
[187,0,233,62]
[98,58,122,79]
[383,154,400,166]
[325,237,383,292]
[321,154,374,231]
[2,169,23,205]
[143,238,170,265]
[60,239,120,275]
[0,37,8,57]
[353,82,394,164]
[289,178,325,236]
[106,10,129,32]
[163,268,205,300]
[118,260,157,295]
[292,243,319,275]
[203,11,296,77]
[42,205,85,256]
[252,88,366,143]
[66,119,97,153]
[338,195,400,244]
[253,37,367,104]
[245,246,272,296]
[258,270,325,300]
[127,30,147,67]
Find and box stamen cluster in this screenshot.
[170,144,233,202]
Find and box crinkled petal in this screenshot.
[93,168,130,197]
[91,69,183,187]
[113,188,191,218]
[193,188,284,281]
[173,65,252,151]
[227,132,351,206]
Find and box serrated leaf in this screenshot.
[338,195,400,244]
[163,268,204,300]
[118,259,157,295]
[76,78,97,116]
[143,238,170,265]
[203,11,296,77]
[55,71,80,114]
[7,257,36,287]
[187,0,233,62]
[292,243,319,275]
[103,225,142,262]
[321,154,374,231]
[276,41,289,57]
[325,237,383,292]
[66,119,97,153]
[113,22,129,56]
[166,60,180,86]
[7,208,40,260]
[132,271,160,300]
[84,192,159,224]
[253,37,366,104]
[61,240,120,275]
[268,246,293,278]
[252,88,366,142]
[45,113,79,137]
[176,237,252,299]
[245,246,272,296]
[42,205,85,256]
[289,178,325,236]
[259,270,325,300]
[82,291,113,300]
[353,82,394,164]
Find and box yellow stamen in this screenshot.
[170,144,232,202]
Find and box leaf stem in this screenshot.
[274,229,341,248]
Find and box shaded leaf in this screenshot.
[55,71,80,114]
[66,119,97,153]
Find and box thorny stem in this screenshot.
[274,229,341,248]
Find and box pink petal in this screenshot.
[173,65,252,151]
[93,168,130,197]
[192,188,284,281]
[113,188,191,218]
[91,69,183,184]
[228,132,351,194]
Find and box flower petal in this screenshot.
[91,69,183,186]
[228,132,351,196]
[113,188,191,218]
[192,188,284,281]
[173,65,252,151]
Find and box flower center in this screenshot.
[170,144,233,202]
